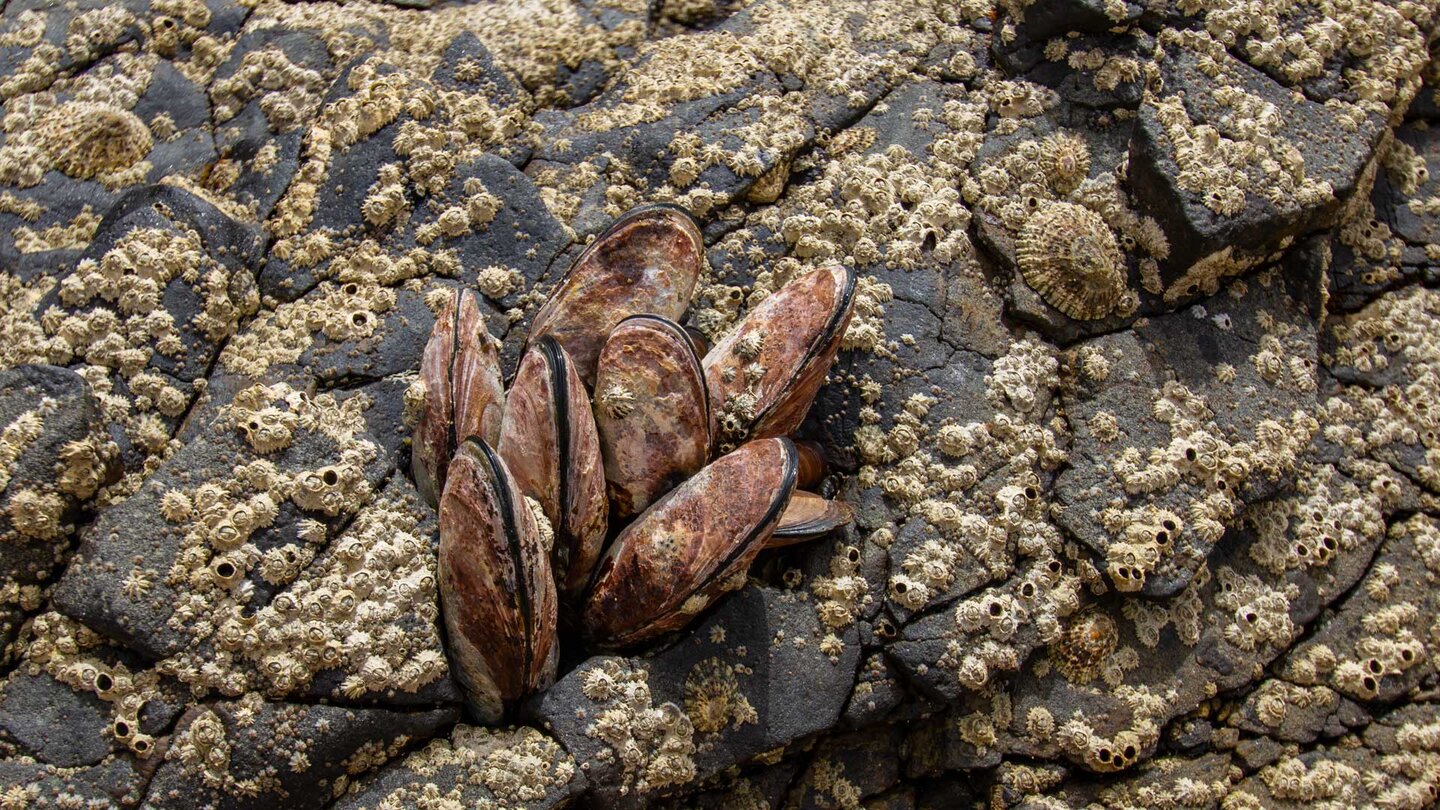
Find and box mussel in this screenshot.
[498,337,608,599]
[420,205,863,723]
[704,265,857,452]
[524,204,704,386]
[438,438,558,723]
[412,289,505,507]
[582,437,798,647]
[769,491,853,547]
[592,314,712,521]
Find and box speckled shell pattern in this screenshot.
[592,315,713,522]
[523,204,705,386]
[498,337,608,599]
[704,265,858,450]
[438,438,558,724]
[582,437,798,648]
[412,289,506,508]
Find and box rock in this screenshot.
[1128,35,1386,292]
[0,365,111,663]
[0,669,116,766]
[0,754,146,808]
[782,727,904,808]
[53,381,389,660]
[144,697,456,810]
[1055,268,1320,596]
[531,585,861,807]
[333,724,581,810]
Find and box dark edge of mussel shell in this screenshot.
[469,437,540,695]
[537,335,573,575]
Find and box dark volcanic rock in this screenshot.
[144,698,456,810]
[1128,37,1386,291]
[532,585,861,807]
[0,365,111,663]
[333,724,582,810]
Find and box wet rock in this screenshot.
[0,365,111,663]
[333,724,581,810]
[532,585,861,807]
[144,697,456,810]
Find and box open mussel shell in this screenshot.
[704,265,857,452]
[582,437,798,648]
[438,438,558,724]
[498,336,608,598]
[766,491,853,548]
[524,204,704,386]
[412,289,505,507]
[593,314,713,522]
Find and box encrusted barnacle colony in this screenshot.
[416,204,856,720]
[1016,201,1129,321]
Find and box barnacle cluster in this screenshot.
[2,0,1440,807]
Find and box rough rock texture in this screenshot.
[2,0,1440,808]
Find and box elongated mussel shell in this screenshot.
[498,336,608,598]
[583,437,797,647]
[593,315,712,521]
[412,289,505,507]
[438,438,558,723]
[704,265,857,452]
[767,491,853,548]
[525,204,704,385]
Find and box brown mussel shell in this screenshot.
[582,437,798,647]
[767,491,854,547]
[593,314,713,522]
[412,289,505,507]
[524,204,704,385]
[704,265,857,452]
[438,438,558,723]
[498,336,608,598]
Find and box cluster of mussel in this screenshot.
[412,204,857,722]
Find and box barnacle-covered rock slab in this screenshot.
[333,724,583,810]
[535,585,861,807]
[0,364,112,663]
[144,696,457,810]
[52,383,389,659]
